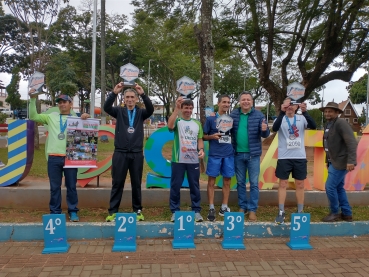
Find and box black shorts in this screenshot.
[275,159,307,180]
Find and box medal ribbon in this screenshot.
[59,114,68,134]
[128,108,136,128]
[285,115,296,134]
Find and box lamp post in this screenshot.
[321,87,325,129]
[90,0,97,118]
[148,59,154,97]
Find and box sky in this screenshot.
[0,0,368,114]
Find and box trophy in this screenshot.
[28,71,46,96]
[216,114,233,143]
[287,82,305,104]
[119,63,139,87]
[176,76,195,99]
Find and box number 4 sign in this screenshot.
[287,213,313,250]
[42,214,70,254]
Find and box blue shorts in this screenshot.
[206,156,235,178]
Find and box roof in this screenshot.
[337,98,359,117]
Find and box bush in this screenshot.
[0,113,7,124]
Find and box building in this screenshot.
[0,85,11,109]
[338,98,361,133]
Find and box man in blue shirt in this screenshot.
[203,95,234,221]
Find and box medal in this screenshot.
[289,134,296,140]
[127,108,136,134]
[59,114,69,141]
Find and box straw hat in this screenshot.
[319,102,343,113]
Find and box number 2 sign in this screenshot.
[286,213,313,250]
[112,213,137,252]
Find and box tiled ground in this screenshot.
[1,236,369,276]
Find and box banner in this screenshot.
[64,117,99,168]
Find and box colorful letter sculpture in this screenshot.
[0,120,34,187]
[222,212,245,249]
[42,214,70,254]
[287,213,313,250]
[172,211,195,249]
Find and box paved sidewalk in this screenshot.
[1,236,369,276]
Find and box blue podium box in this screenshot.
[287,213,313,250]
[42,214,70,254]
[112,213,137,252]
[172,211,195,249]
[222,212,245,249]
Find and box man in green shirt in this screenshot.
[29,89,90,221]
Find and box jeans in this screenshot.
[169,162,201,213]
[325,163,352,215]
[235,153,260,212]
[48,155,78,214]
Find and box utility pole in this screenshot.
[100,0,106,124]
[366,63,369,126]
[148,59,154,97]
[90,0,97,118]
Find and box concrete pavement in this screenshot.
[1,236,369,276]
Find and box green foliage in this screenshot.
[347,74,368,104]
[5,68,23,110]
[260,104,276,118]
[308,108,323,130]
[0,113,7,123]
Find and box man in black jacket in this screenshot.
[104,82,154,222]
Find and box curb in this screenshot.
[1,221,368,241]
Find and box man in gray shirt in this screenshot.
[272,97,316,224]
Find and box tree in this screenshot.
[308,108,323,130]
[5,67,23,111]
[45,52,78,105]
[219,0,369,110]
[347,73,368,104]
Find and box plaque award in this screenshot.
[216,114,233,143]
[287,82,305,104]
[29,71,46,96]
[119,63,139,87]
[176,76,196,99]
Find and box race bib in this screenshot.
[287,137,302,149]
[219,135,231,144]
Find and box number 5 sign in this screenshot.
[112,213,137,252]
[42,214,70,254]
[286,213,313,250]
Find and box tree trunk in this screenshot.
[194,0,214,126]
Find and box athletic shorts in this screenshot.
[275,159,307,180]
[206,156,235,178]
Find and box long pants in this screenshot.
[108,151,144,214]
[48,155,78,214]
[169,162,201,213]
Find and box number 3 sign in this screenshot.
[287,213,313,250]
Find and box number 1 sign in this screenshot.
[112,213,137,252]
[42,214,70,254]
[172,211,195,249]
[287,213,313,250]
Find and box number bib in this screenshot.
[219,135,231,144]
[287,137,302,149]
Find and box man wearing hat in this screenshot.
[29,90,90,222]
[320,101,357,222]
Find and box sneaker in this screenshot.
[170,213,175,222]
[105,213,116,222]
[195,213,203,222]
[0,161,5,168]
[207,208,216,221]
[219,206,230,217]
[136,210,145,221]
[275,210,285,225]
[69,212,79,222]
